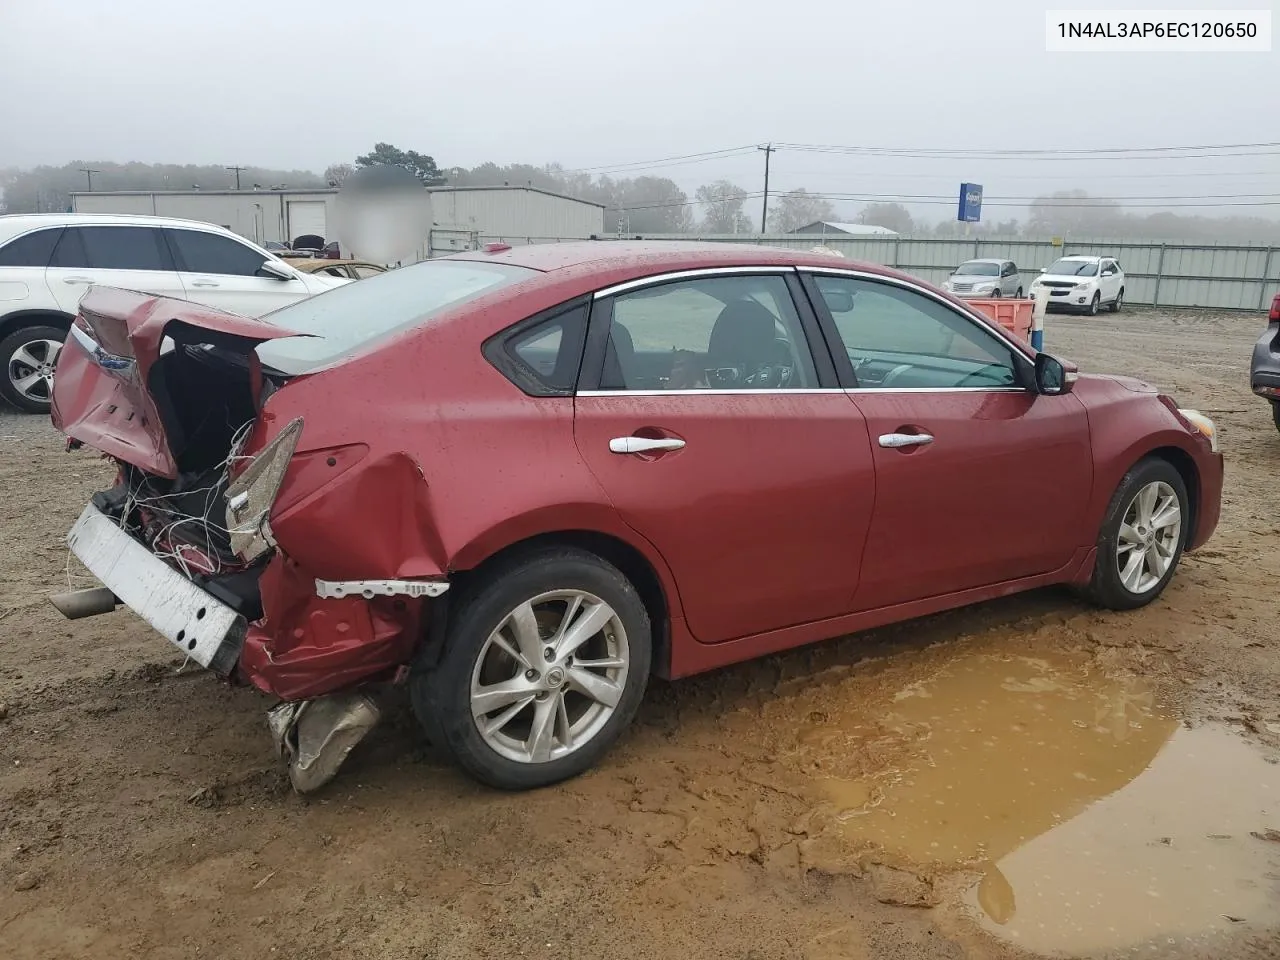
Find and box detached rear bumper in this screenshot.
[64,503,246,674]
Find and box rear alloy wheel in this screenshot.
[412,548,651,789]
[0,325,65,413]
[1086,458,1188,610]
[1109,288,1124,313]
[1088,292,1101,316]
[991,288,1002,299]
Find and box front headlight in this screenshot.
[976,282,996,292]
[1178,408,1219,453]
[1073,281,1092,290]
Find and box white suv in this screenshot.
[0,214,348,412]
[1029,255,1125,315]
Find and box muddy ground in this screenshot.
[2,307,1278,960]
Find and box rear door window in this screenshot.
[167,229,268,277]
[51,226,173,271]
[0,227,63,267]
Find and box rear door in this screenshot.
[45,225,187,314]
[573,269,877,644]
[165,227,309,317]
[802,269,1093,610]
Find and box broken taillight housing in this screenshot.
[224,417,304,562]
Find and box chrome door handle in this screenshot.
[63,277,92,285]
[609,436,686,455]
[878,433,934,448]
[190,280,220,287]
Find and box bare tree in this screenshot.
[324,163,356,186]
[857,202,915,234]
[696,180,752,233]
[767,189,836,233]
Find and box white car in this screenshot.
[1029,255,1125,316]
[940,258,1024,299]
[0,214,349,413]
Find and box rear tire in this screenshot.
[411,547,651,790]
[0,324,66,414]
[1271,402,1280,434]
[1109,288,1124,313]
[1085,457,1188,611]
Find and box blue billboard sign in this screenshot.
[958,182,983,223]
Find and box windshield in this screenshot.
[1045,259,1098,277]
[953,261,1000,277]
[255,259,536,374]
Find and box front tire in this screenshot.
[1015,287,1024,298]
[1085,458,1188,611]
[1087,292,1101,316]
[1109,288,1124,313]
[411,547,651,790]
[0,324,66,414]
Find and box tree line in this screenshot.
[3,145,1276,243]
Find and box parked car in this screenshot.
[940,258,1023,298]
[291,259,388,281]
[1029,255,1125,315]
[0,214,349,413]
[1249,291,1280,431]
[263,240,292,253]
[49,242,1222,792]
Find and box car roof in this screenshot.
[449,239,903,279]
[960,258,1007,265]
[0,212,249,241]
[1057,255,1104,262]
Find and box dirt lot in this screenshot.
[2,307,1278,960]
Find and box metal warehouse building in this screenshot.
[70,185,605,259]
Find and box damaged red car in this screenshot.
[50,242,1223,792]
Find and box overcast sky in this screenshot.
[1,0,1276,220]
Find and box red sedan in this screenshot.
[50,242,1223,791]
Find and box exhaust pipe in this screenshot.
[49,587,119,620]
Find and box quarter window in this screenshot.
[599,274,817,391]
[0,228,63,267]
[167,229,268,277]
[813,275,1020,390]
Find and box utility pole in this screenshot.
[226,165,247,190]
[758,143,774,234]
[80,168,100,191]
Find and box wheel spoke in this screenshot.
[12,345,44,369]
[1118,522,1143,547]
[472,677,537,718]
[1146,544,1168,578]
[526,696,558,762]
[489,631,528,669]
[1120,548,1146,592]
[555,691,574,751]
[571,656,626,671]
[1151,497,1180,531]
[550,594,584,648]
[556,600,614,659]
[568,665,622,708]
[505,601,544,666]
[481,694,536,737]
[13,371,42,395]
[1135,484,1158,526]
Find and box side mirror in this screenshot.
[258,259,297,281]
[1034,353,1078,395]
[1037,267,1046,273]
[824,289,856,312]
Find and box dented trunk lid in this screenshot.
[51,286,304,479]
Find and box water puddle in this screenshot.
[805,650,1280,955]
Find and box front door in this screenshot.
[165,228,307,318]
[573,271,877,644]
[803,270,1093,610]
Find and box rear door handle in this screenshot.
[189,280,220,288]
[878,433,934,448]
[62,276,93,285]
[609,437,686,455]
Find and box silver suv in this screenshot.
[940,259,1023,299]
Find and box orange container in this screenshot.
[966,298,1034,343]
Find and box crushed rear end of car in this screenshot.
[49,286,449,791]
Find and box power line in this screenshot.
[778,139,1280,157]
[566,146,757,175]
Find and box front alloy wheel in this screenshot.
[1086,457,1188,610]
[1088,292,1101,316]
